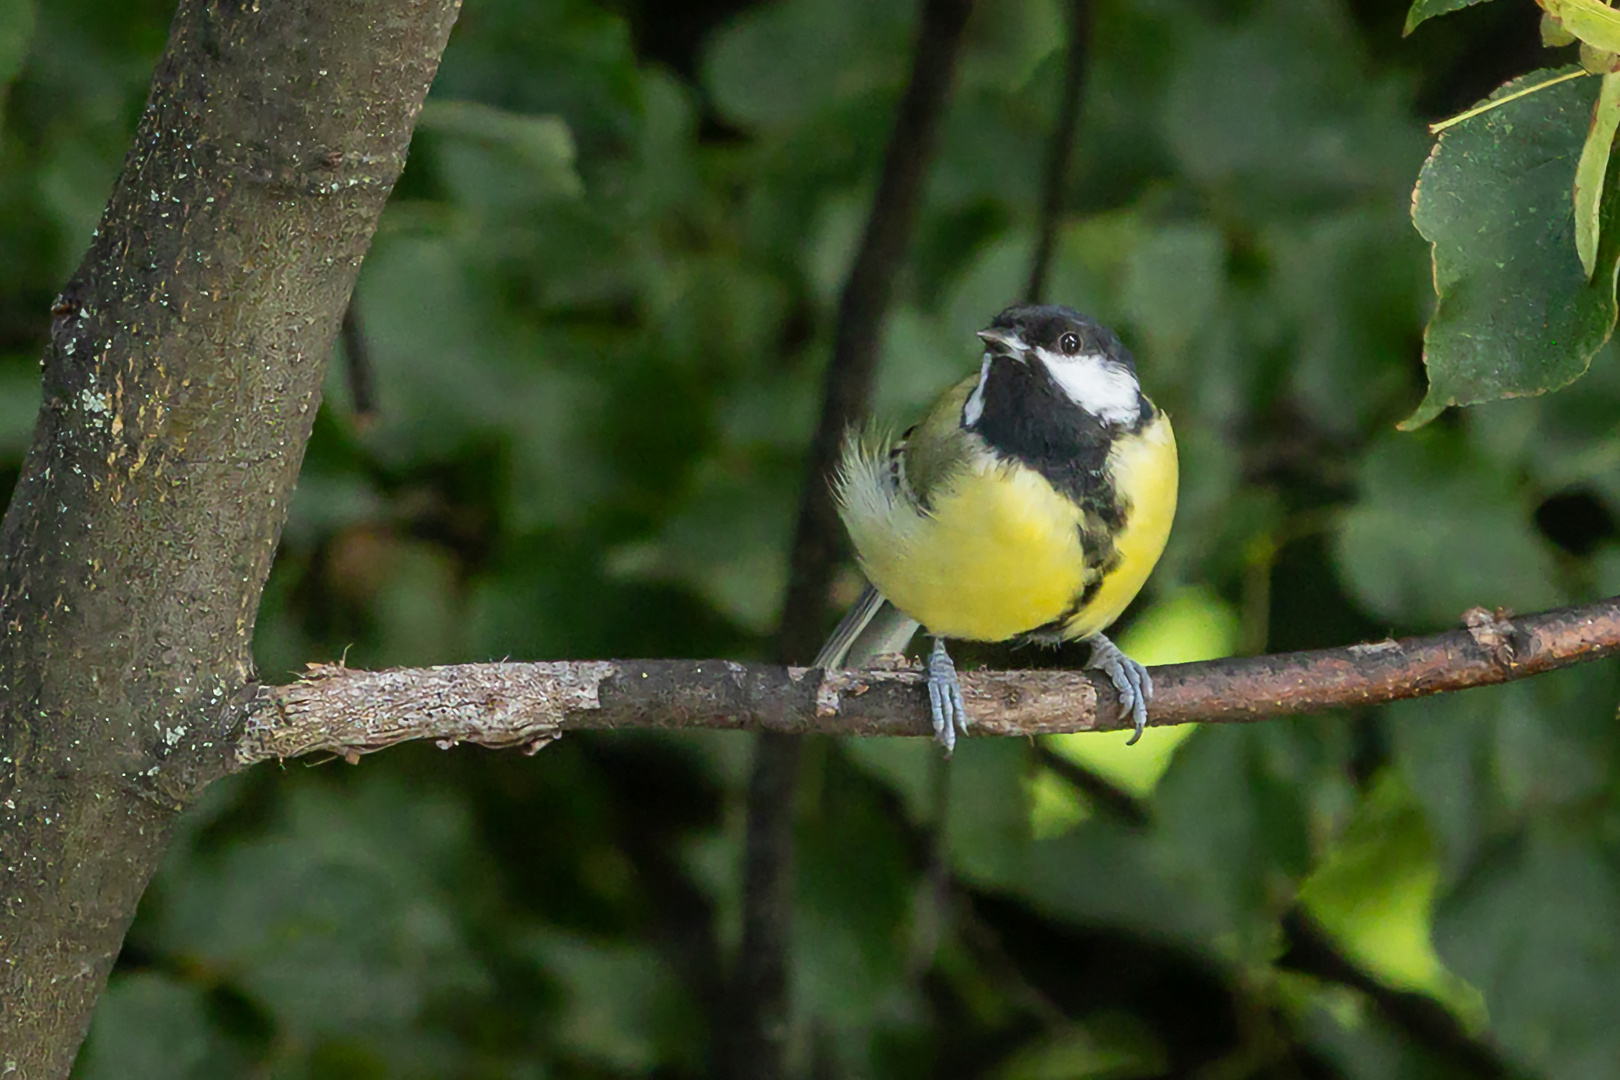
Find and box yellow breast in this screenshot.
[847,412,1178,644]
[864,459,1088,641]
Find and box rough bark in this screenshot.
[233,596,1620,761]
[0,0,461,1073]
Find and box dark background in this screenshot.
[3,0,1618,1076]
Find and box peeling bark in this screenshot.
[234,595,1620,763]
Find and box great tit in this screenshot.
[815,304,1178,753]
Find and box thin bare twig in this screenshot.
[731,729,800,1080]
[776,0,977,661]
[235,596,1620,765]
[1026,0,1093,305]
[735,0,976,1074]
[340,299,377,425]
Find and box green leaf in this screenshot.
[992,1018,1167,1080]
[1407,68,1620,427]
[1296,772,1483,1020]
[144,777,487,1049]
[1575,71,1620,278]
[1271,209,1429,434]
[946,737,1034,886]
[1015,822,1218,949]
[417,100,582,200]
[1120,223,1225,354]
[604,458,795,634]
[1393,664,1618,881]
[1434,828,1620,1080]
[1159,2,1427,209]
[842,736,936,823]
[1404,0,1499,36]
[1043,588,1236,801]
[1300,1000,1478,1080]
[1462,340,1620,501]
[794,755,915,1044]
[1545,10,1580,48]
[1544,0,1620,54]
[0,0,34,89]
[77,974,245,1080]
[520,931,699,1073]
[956,0,1064,92]
[702,0,913,129]
[1148,724,1313,959]
[1335,431,1562,625]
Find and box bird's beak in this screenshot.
[977,329,1021,358]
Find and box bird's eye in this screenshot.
[1058,332,1081,355]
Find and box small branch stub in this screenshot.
[1462,605,1518,668]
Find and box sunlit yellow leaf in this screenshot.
[1043,589,1238,799]
[1543,0,1620,55]
[1544,9,1579,46]
[1576,71,1620,278]
[1297,772,1486,1026]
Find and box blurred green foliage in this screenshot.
[3,0,1620,1076]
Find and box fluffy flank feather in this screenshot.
[832,424,915,557]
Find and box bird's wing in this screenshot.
[896,373,981,505]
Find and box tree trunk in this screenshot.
[0,0,461,1072]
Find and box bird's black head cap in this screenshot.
[986,304,1138,374]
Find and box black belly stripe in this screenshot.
[1014,515,1129,644]
[969,351,1149,643]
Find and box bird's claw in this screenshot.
[927,636,969,755]
[1086,633,1153,745]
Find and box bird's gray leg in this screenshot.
[1085,632,1153,745]
[926,636,969,755]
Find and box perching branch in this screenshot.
[234,598,1620,764]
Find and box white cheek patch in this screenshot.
[1036,348,1141,426]
[960,352,994,427]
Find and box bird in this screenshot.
[814,304,1178,754]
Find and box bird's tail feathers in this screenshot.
[813,583,920,669]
